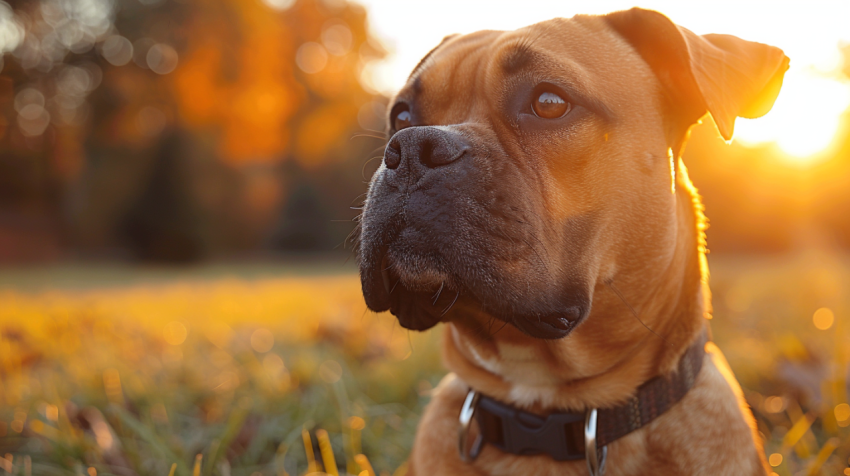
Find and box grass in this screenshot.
[0,252,848,475]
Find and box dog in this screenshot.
[358,7,788,475]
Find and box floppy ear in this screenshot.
[604,8,789,153]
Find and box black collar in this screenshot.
[468,330,708,462]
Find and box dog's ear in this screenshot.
[604,8,789,152]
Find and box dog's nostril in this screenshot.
[421,144,468,168]
[419,140,435,168]
[384,139,402,169]
[385,127,470,171]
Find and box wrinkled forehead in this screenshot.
[394,15,652,122]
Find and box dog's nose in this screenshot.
[384,126,469,170]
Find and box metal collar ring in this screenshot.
[458,389,483,462]
[584,408,608,476]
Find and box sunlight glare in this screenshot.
[734,70,850,161]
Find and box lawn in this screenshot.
[0,253,848,475]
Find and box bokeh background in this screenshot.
[0,0,849,475]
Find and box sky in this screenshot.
[356,0,850,161]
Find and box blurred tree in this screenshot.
[117,130,207,262]
[172,0,383,166]
[0,0,387,262]
[270,177,331,251]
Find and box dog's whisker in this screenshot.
[503,209,553,276]
[493,226,517,247]
[350,131,388,141]
[432,282,445,305]
[344,221,361,243]
[362,155,385,180]
[520,237,550,275]
[469,300,495,341]
[441,291,460,316]
[605,279,671,347]
[368,144,388,157]
[350,192,368,205]
[492,319,511,335]
[342,221,363,260]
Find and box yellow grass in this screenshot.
[0,253,849,475]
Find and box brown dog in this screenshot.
[358,8,788,475]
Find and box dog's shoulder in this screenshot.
[642,348,769,475]
[409,373,484,475]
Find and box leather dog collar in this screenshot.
[460,330,709,463]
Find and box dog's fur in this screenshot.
[358,8,788,475]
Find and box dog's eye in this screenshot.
[391,104,412,131]
[532,91,571,119]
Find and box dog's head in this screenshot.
[358,9,787,342]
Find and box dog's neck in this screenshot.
[442,159,709,413]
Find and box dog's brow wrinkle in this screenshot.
[499,26,550,75]
[501,42,535,73]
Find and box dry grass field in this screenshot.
[0,252,848,475]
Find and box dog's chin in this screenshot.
[360,253,453,331]
[509,310,581,339]
[388,286,583,339]
[361,253,587,339]
[387,283,451,331]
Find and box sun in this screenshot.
[733,69,850,163]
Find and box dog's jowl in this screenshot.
[358,8,788,476]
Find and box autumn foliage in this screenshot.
[172,0,382,165]
[0,0,387,262]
